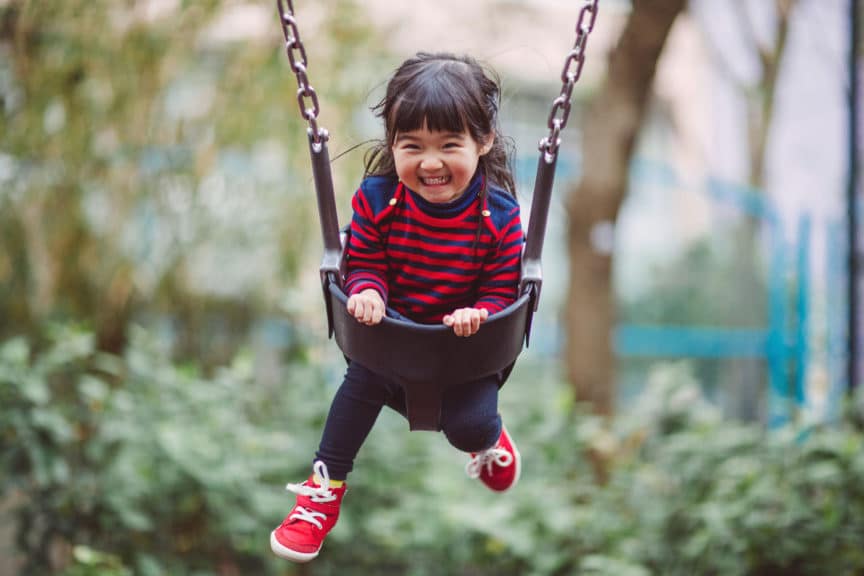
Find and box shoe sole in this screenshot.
[270,530,320,563]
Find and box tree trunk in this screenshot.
[565,0,687,416]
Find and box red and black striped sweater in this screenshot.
[344,173,524,324]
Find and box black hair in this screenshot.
[364,52,516,197]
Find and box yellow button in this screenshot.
[481,209,491,217]
[389,198,397,206]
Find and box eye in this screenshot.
[443,142,462,149]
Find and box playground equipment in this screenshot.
[276,0,599,430]
[615,160,811,427]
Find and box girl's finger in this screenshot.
[459,315,472,337]
[353,301,366,322]
[451,311,463,336]
[362,302,375,324]
[371,303,384,324]
[470,313,481,334]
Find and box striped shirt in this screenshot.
[344,172,523,324]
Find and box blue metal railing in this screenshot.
[615,159,811,427]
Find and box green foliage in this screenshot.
[3,329,864,575]
[0,0,385,353]
[61,547,131,576]
[618,237,762,327]
[0,324,330,574]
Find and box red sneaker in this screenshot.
[270,461,347,563]
[465,424,521,492]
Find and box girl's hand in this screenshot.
[443,307,489,337]
[347,289,386,326]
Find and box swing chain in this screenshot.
[276,0,328,144]
[540,0,599,159]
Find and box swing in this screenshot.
[276,0,599,431]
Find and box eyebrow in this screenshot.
[394,131,466,142]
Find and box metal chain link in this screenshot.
[539,0,599,159]
[277,0,596,153]
[276,0,328,145]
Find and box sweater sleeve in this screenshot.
[474,204,523,314]
[343,185,389,301]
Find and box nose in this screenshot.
[420,154,443,171]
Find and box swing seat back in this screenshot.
[327,283,533,431]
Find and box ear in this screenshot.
[480,132,495,156]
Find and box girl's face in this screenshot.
[391,124,492,204]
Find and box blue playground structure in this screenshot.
[614,159,812,428]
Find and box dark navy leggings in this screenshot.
[315,361,502,480]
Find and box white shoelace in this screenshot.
[465,446,513,479]
[284,460,337,530]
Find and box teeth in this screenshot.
[422,176,449,185]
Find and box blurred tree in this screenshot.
[689,0,798,420]
[693,0,797,188]
[0,0,378,360]
[564,0,800,417]
[564,0,687,417]
[1,1,215,353]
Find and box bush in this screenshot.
[2,329,864,575]
[0,324,330,575]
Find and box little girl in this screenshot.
[271,52,524,563]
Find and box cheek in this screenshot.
[391,151,408,174]
[462,156,481,175]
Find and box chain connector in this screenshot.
[308,126,329,150]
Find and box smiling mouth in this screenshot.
[421,175,451,186]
